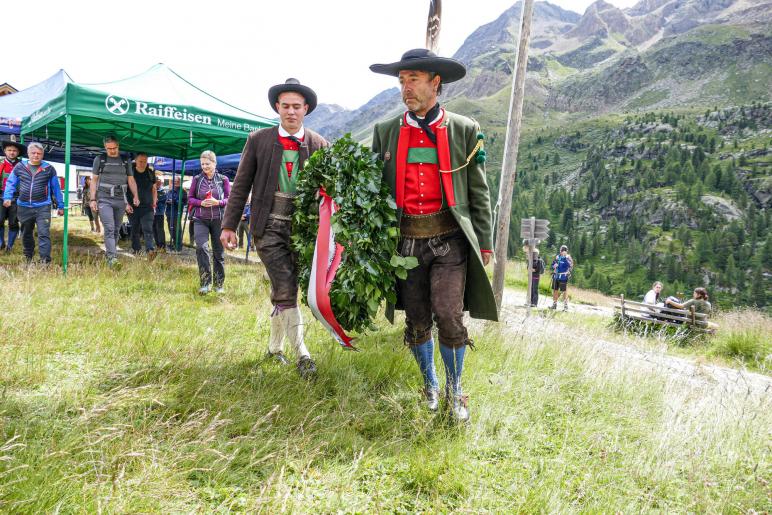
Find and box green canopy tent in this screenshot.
[21,63,276,272]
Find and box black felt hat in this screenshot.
[268,78,318,114]
[369,48,466,83]
[1,136,26,157]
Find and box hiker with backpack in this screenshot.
[550,244,574,311]
[188,150,230,294]
[530,248,546,307]
[89,135,140,268]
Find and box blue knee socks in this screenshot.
[410,338,439,390]
[440,344,466,396]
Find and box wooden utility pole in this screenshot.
[492,0,535,311]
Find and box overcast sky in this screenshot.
[8,0,638,114]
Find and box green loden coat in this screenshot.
[372,110,498,322]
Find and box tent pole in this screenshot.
[176,157,187,251]
[63,114,72,274]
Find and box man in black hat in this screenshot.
[0,137,24,253]
[221,78,328,380]
[370,49,497,423]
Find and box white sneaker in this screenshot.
[450,394,470,423]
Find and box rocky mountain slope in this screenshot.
[306,0,771,140]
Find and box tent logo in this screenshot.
[105,95,130,115]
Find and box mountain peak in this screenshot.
[568,0,631,41]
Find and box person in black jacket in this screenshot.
[530,248,546,307]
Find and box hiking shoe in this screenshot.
[423,387,440,412]
[562,303,569,312]
[266,351,290,365]
[297,356,317,380]
[147,250,158,262]
[107,258,121,270]
[198,285,211,295]
[214,287,225,294]
[449,394,470,423]
[549,303,557,310]
[0,243,5,251]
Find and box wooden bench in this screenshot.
[614,294,715,332]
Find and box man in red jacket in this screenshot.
[221,79,328,380]
[0,137,24,253]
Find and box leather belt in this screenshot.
[400,209,459,239]
[268,192,297,221]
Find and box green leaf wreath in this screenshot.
[292,134,417,334]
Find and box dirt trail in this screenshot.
[489,290,771,405]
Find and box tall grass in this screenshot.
[0,218,769,512]
[710,310,772,373]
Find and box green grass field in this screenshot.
[0,217,769,512]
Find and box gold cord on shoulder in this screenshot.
[439,139,484,174]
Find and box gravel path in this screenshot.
[491,290,772,406]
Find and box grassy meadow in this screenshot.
[0,217,769,512]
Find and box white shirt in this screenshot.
[278,125,305,139]
[644,289,663,306]
[404,107,445,129]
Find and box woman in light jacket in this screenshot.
[188,150,231,294]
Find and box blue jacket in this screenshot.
[3,160,64,208]
[155,187,168,216]
[551,254,574,281]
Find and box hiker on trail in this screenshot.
[530,248,546,307]
[2,142,64,264]
[126,152,158,261]
[166,176,187,252]
[153,173,167,251]
[220,78,328,380]
[81,176,101,233]
[89,135,140,268]
[370,49,497,422]
[0,137,24,253]
[550,244,574,311]
[665,287,712,316]
[188,150,230,295]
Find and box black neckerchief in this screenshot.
[408,103,441,144]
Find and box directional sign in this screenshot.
[520,218,550,239]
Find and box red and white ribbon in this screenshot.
[307,189,356,350]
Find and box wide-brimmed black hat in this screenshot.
[370,48,466,83]
[1,136,26,157]
[268,78,317,114]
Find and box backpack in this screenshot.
[118,220,131,240]
[535,257,545,276]
[96,153,131,176]
[553,254,572,280]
